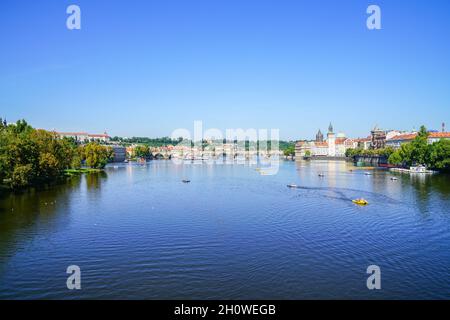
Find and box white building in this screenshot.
[57,131,111,143]
[295,123,355,158]
[386,132,450,149]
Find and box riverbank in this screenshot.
[65,168,103,175]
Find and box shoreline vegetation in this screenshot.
[64,168,103,175]
[0,119,113,190]
[2,120,449,192]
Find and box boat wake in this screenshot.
[289,185,404,205]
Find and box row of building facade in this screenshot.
[295,123,450,159]
[56,131,111,143]
[52,124,450,162]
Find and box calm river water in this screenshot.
[0,160,449,299]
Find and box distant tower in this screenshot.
[443,122,446,132]
[327,122,336,157]
[316,129,324,142]
[371,125,386,150]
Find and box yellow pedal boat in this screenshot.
[352,198,369,206]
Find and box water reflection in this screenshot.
[0,161,449,299]
[0,177,82,261]
[85,171,108,190]
[0,173,109,261]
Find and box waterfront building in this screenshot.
[295,123,355,158]
[385,132,450,149]
[111,145,126,162]
[385,133,417,149]
[386,130,403,140]
[354,137,372,150]
[315,129,324,142]
[57,131,110,143]
[371,126,386,149]
[327,123,336,157]
[427,132,450,143]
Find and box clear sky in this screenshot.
[1,0,449,140]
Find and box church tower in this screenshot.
[316,129,324,142]
[327,122,336,157]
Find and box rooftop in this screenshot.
[386,132,450,141]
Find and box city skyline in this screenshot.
[0,116,447,141]
[1,0,450,139]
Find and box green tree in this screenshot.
[283,145,295,157]
[409,126,429,165]
[398,142,414,166]
[388,151,403,166]
[134,145,151,159]
[80,142,113,169]
[10,164,33,188]
[0,121,79,189]
[428,139,450,171]
[345,148,362,157]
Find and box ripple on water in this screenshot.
[0,161,449,299]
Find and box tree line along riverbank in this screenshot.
[0,119,113,190]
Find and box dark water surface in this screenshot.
[0,160,449,299]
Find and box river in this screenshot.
[0,160,449,299]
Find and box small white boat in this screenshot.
[287,184,298,188]
[390,177,398,181]
[390,165,436,174]
[364,172,372,176]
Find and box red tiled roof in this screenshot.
[354,137,371,142]
[57,132,89,136]
[88,134,110,138]
[344,138,356,145]
[429,132,450,138]
[386,132,450,141]
[335,138,346,145]
[387,133,417,141]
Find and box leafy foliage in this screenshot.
[283,145,295,156]
[0,120,79,189]
[79,142,113,169]
[345,147,395,158]
[133,145,151,159]
[387,126,450,171]
[428,139,450,170]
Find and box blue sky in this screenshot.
[0,0,449,139]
